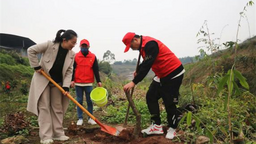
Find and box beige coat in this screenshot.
[27,40,75,116]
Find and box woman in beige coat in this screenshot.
[27,29,77,144]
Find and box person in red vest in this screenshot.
[5,81,11,93]
[123,32,185,139]
[71,39,102,126]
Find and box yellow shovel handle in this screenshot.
[40,70,96,120]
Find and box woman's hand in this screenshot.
[63,91,70,96]
[36,68,44,74]
[70,81,75,88]
[133,71,137,77]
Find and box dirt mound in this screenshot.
[0,112,29,136]
[66,125,182,144]
[23,123,184,144]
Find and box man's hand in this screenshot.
[70,81,75,88]
[133,71,137,77]
[123,81,135,93]
[97,82,102,87]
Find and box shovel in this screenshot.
[40,70,120,136]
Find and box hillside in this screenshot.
[111,57,195,81]
[183,36,256,95]
[0,50,33,94]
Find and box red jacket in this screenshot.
[140,36,181,78]
[74,51,96,83]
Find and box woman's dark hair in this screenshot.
[54,29,77,43]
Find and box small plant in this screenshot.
[217,1,253,143]
[20,80,29,95]
[179,111,217,143]
[196,20,223,74]
[17,128,29,136]
[28,115,38,127]
[196,20,221,55]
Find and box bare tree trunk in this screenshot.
[228,67,234,143]
[125,91,141,139]
[190,78,195,105]
[123,87,135,126]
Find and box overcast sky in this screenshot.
[1,0,255,61]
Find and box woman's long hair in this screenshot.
[53,29,77,43]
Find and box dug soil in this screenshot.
[26,123,183,144]
[1,109,185,144]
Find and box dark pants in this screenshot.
[75,86,93,119]
[146,74,183,128]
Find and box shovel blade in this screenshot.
[94,119,120,136]
[101,124,120,136]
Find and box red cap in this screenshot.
[122,32,135,53]
[80,39,90,47]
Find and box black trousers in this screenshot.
[146,74,183,128]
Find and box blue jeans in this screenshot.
[75,86,93,119]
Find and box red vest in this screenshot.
[74,51,96,83]
[6,83,10,89]
[140,36,181,78]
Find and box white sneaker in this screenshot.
[141,123,164,135]
[165,127,177,139]
[76,119,83,125]
[40,139,53,144]
[88,118,97,125]
[52,135,69,141]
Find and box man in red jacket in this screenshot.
[123,32,185,139]
[71,39,102,126]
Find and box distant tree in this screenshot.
[199,49,207,59]
[113,61,123,65]
[103,50,115,63]
[122,59,136,65]
[98,60,112,75]
[124,59,131,65]
[132,58,137,65]
[113,58,138,65]
[179,56,197,64]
